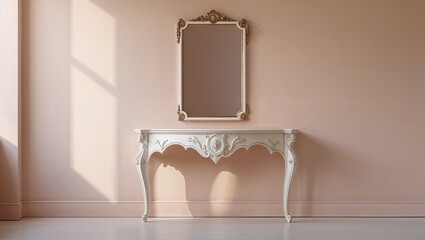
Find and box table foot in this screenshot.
[285,215,292,223]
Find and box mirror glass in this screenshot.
[177,11,248,121]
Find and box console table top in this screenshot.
[134,129,298,134]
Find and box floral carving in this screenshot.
[268,139,281,151]
[188,136,208,154]
[206,135,225,158]
[177,105,186,121]
[176,19,186,43]
[135,133,147,165]
[224,135,245,154]
[190,10,235,23]
[156,139,168,151]
[211,138,222,152]
[177,10,249,44]
[286,133,297,165]
[240,105,250,120]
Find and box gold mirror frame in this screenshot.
[177,10,249,121]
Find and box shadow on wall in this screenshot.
[293,132,363,216]
[149,145,285,217]
[148,132,360,217]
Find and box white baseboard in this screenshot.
[23,201,144,217]
[291,201,425,217]
[21,200,425,218]
[0,202,23,220]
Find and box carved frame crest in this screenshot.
[177,10,249,43]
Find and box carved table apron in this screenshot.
[134,129,298,223]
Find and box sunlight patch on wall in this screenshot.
[209,171,237,215]
[0,115,18,146]
[0,71,18,145]
[69,0,117,200]
[70,66,117,200]
[0,0,19,146]
[71,0,116,86]
[209,171,237,201]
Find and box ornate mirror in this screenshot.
[177,10,249,121]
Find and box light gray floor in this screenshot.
[1,218,425,240]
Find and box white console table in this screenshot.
[134,129,298,223]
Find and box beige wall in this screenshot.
[0,0,22,220]
[21,0,425,217]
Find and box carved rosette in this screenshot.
[186,134,247,163]
[177,105,186,121]
[239,105,250,120]
[238,19,249,43]
[206,135,225,162]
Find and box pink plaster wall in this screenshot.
[21,0,425,217]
